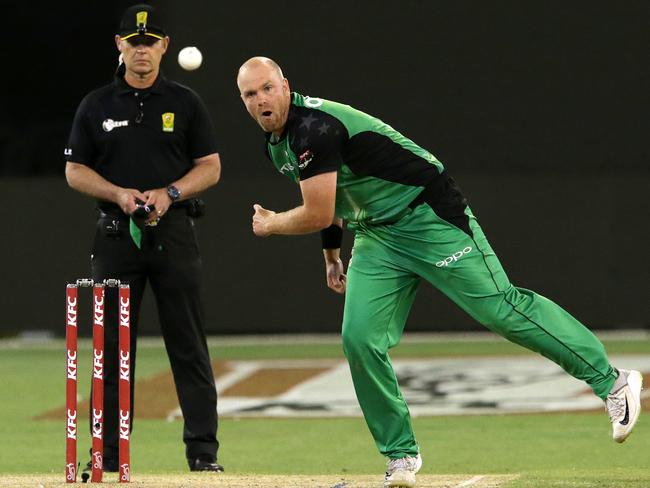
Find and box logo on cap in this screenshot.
[136,11,148,27]
[162,113,175,132]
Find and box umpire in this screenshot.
[64,4,223,473]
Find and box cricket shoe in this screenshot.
[384,453,422,488]
[606,369,643,443]
[189,456,225,472]
[80,458,118,483]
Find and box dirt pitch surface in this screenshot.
[0,474,517,488]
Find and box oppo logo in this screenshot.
[435,246,472,267]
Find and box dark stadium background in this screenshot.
[1,0,648,335]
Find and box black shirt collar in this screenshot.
[114,70,167,95]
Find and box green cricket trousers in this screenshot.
[341,202,617,459]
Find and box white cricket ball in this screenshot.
[178,46,202,71]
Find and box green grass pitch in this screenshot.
[0,336,648,487]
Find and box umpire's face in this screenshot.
[115,35,169,78]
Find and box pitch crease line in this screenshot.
[455,475,485,487]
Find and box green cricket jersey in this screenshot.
[265,94,619,463]
[265,92,450,226]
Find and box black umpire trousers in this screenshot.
[90,207,218,463]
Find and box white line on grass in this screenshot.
[3,329,646,350]
[455,475,485,487]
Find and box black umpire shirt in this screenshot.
[66,72,217,195]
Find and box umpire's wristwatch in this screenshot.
[166,185,181,202]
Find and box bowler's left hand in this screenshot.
[325,258,347,294]
[252,204,276,237]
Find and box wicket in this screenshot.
[65,278,131,483]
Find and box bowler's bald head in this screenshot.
[237,56,284,88]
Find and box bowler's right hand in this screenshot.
[252,204,276,237]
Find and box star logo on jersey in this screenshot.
[300,114,318,130]
[317,122,330,135]
[298,150,314,169]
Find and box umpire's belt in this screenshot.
[97,205,188,221]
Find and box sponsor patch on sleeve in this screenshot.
[298,149,313,169]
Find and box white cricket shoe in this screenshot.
[606,369,643,443]
[384,453,422,488]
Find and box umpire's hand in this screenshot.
[117,188,148,215]
[143,188,173,222]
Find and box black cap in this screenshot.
[119,4,166,40]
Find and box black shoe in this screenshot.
[80,457,119,482]
[189,457,225,472]
[80,463,91,484]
